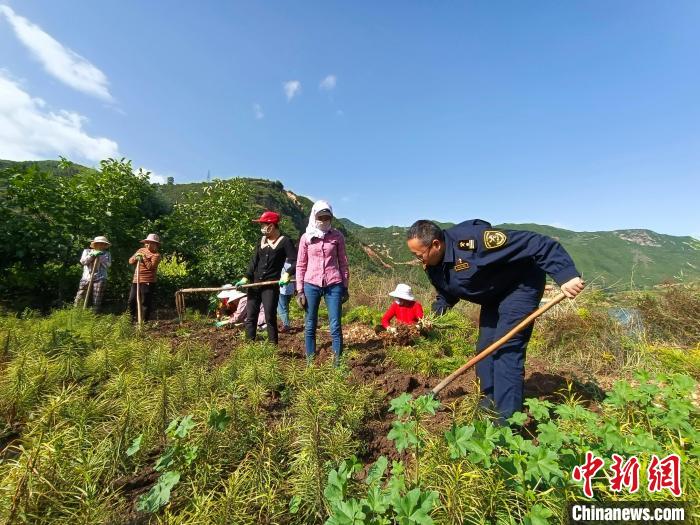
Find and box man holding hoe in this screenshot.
[406,219,585,423]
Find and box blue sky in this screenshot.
[1,1,698,237]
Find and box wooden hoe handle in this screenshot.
[431,292,568,395]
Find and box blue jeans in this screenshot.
[277,293,293,328]
[304,282,343,359]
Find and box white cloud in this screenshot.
[0,71,119,162]
[319,74,336,91]
[253,103,264,119]
[283,80,301,101]
[0,5,113,101]
[135,167,167,184]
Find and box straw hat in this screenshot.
[90,235,111,247]
[388,283,415,302]
[140,233,161,244]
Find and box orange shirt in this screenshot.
[129,248,161,283]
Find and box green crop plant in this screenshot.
[285,363,380,523]
[386,309,479,377]
[322,455,440,525]
[134,413,223,514]
[1,296,698,525]
[343,305,384,327]
[388,393,441,486]
[219,341,283,408]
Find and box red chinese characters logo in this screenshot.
[609,454,640,493]
[573,452,682,498]
[647,454,682,497]
[572,451,605,498]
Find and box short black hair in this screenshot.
[407,220,444,246]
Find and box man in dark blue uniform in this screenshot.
[406,219,585,423]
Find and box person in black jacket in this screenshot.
[234,211,296,344]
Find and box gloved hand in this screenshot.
[234,278,249,289]
[134,253,144,261]
[90,249,103,256]
[342,288,350,304]
[296,293,307,310]
[215,320,228,327]
[387,326,397,334]
[278,272,290,287]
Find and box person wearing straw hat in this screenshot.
[233,211,296,344]
[74,236,112,310]
[128,233,162,322]
[214,285,266,328]
[214,284,239,320]
[381,283,424,332]
[406,219,585,423]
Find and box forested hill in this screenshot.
[2,159,697,290]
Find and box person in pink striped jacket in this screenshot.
[296,200,350,366]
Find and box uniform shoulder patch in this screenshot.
[458,239,476,250]
[483,230,508,250]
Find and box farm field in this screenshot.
[0,285,698,524]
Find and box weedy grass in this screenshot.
[636,284,700,347]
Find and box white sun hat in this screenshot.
[218,284,246,301]
[388,283,415,302]
[217,284,235,299]
[224,290,247,301]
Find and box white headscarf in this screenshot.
[305,200,334,240]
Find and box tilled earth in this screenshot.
[147,318,602,464]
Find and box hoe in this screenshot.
[432,292,567,395]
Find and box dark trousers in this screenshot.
[129,282,156,321]
[474,270,545,423]
[245,286,280,344]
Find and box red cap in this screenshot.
[253,211,280,224]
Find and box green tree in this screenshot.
[162,178,258,283]
[0,158,163,308]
